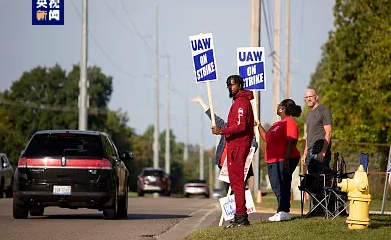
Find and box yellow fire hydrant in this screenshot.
[337,165,371,230]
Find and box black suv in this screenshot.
[13,130,131,220]
[137,168,170,196]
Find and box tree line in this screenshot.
[0,64,212,193]
[1,0,390,194]
[306,0,391,171]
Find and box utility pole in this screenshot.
[78,0,88,131]
[184,91,189,162]
[285,0,291,99]
[273,0,281,123]
[250,0,261,200]
[214,86,221,190]
[209,157,213,196]
[199,110,204,180]
[163,53,171,174]
[153,3,160,169]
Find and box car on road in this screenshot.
[184,179,209,198]
[137,167,171,196]
[212,188,225,199]
[0,153,14,198]
[13,130,132,220]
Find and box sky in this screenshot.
[0,0,335,150]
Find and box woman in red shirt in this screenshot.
[257,99,302,222]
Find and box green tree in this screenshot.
[309,0,391,169]
[0,64,126,166]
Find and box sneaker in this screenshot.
[225,220,250,229]
[271,211,291,222]
[268,212,280,221]
[225,214,250,229]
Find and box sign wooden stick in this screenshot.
[206,81,216,126]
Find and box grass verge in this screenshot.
[184,214,391,240]
[184,195,391,240]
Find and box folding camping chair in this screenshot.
[322,152,350,219]
[323,152,369,219]
[299,152,348,218]
[299,172,334,218]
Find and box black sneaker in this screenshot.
[225,214,250,229]
[225,220,250,229]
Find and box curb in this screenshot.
[156,201,220,240]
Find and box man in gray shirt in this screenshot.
[301,88,333,175]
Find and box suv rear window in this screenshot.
[143,170,164,177]
[25,133,104,158]
[186,179,206,184]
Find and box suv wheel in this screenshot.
[137,189,144,197]
[103,188,118,220]
[5,187,13,198]
[5,179,13,198]
[0,180,4,198]
[13,201,28,219]
[117,187,128,219]
[30,207,44,216]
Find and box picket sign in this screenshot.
[219,190,256,222]
[189,33,218,126]
[218,147,255,183]
[381,143,391,213]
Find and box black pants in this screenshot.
[305,150,332,215]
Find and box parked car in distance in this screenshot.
[184,179,209,198]
[13,130,132,220]
[137,168,170,196]
[212,188,225,199]
[0,153,14,198]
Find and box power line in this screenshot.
[118,0,153,52]
[0,99,108,114]
[102,0,135,35]
[297,0,306,75]
[103,0,154,69]
[70,0,140,78]
[261,0,273,51]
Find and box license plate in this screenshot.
[149,176,156,182]
[53,185,71,195]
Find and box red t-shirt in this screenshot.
[264,116,300,163]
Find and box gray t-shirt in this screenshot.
[306,104,332,152]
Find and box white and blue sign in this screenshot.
[237,47,266,90]
[189,33,218,83]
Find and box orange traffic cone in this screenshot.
[303,192,308,204]
[256,189,263,203]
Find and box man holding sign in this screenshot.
[211,75,255,227]
[190,96,258,193]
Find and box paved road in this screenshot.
[0,196,220,240]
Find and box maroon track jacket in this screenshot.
[220,90,255,148]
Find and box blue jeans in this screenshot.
[267,157,300,213]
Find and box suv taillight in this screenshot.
[18,157,27,167]
[100,159,111,169]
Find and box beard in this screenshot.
[229,90,237,98]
